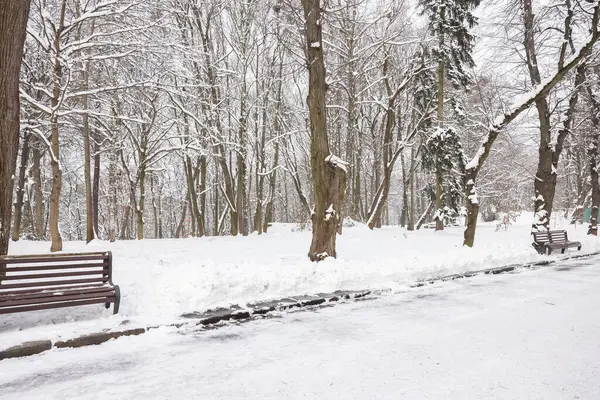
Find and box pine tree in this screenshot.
[418,0,479,230]
[422,127,466,225]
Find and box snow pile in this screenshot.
[2,213,599,343]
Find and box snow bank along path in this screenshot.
[2,215,599,342]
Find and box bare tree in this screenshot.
[462,0,600,246]
[0,0,31,256]
[301,0,347,261]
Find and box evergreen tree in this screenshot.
[418,0,479,230]
[422,127,466,225]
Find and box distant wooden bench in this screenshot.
[0,252,120,315]
[532,230,581,255]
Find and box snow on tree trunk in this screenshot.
[586,79,600,235]
[463,176,479,247]
[302,0,347,262]
[0,0,30,257]
[588,134,599,235]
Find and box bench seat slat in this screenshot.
[0,297,116,314]
[1,269,108,281]
[0,286,114,301]
[0,277,108,290]
[547,242,580,248]
[0,283,108,297]
[2,262,107,272]
[0,291,115,308]
[0,254,108,264]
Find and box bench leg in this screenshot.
[578,246,581,251]
[113,285,121,315]
[561,248,565,254]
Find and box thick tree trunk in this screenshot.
[463,172,479,246]
[523,0,581,232]
[532,140,556,231]
[12,130,31,242]
[0,0,31,256]
[586,77,600,235]
[302,0,347,261]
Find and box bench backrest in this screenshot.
[0,252,113,292]
[532,230,568,244]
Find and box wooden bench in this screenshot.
[532,230,582,255]
[0,252,120,315]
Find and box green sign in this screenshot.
[584,207,592,223]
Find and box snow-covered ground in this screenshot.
[2,214,599,348]
[1,258,599,399]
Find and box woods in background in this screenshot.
[3,0,600,259]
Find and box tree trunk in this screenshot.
[137,155,146,240]
[199,155,207,236]
[264,47,284,234]
[175,200,187,238]
[108,151,116,242]
[184,156,203,237]
[435,168,444,231]
[463,171,479,245]
[82,67,94,243]
[302,0,347,261]
[434,5,446,232]
[48,0,67,252]
[588,132,599,235]
[0,0,31,255]
[586,74,600,235]
[12,130,31,242]
[31,136,45,239]
[92,135,100,236]
[416,201,434,230]
[236,124,247,236]
[263,141,279,233]
[408,147,416,231]
[120,203,130,240]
